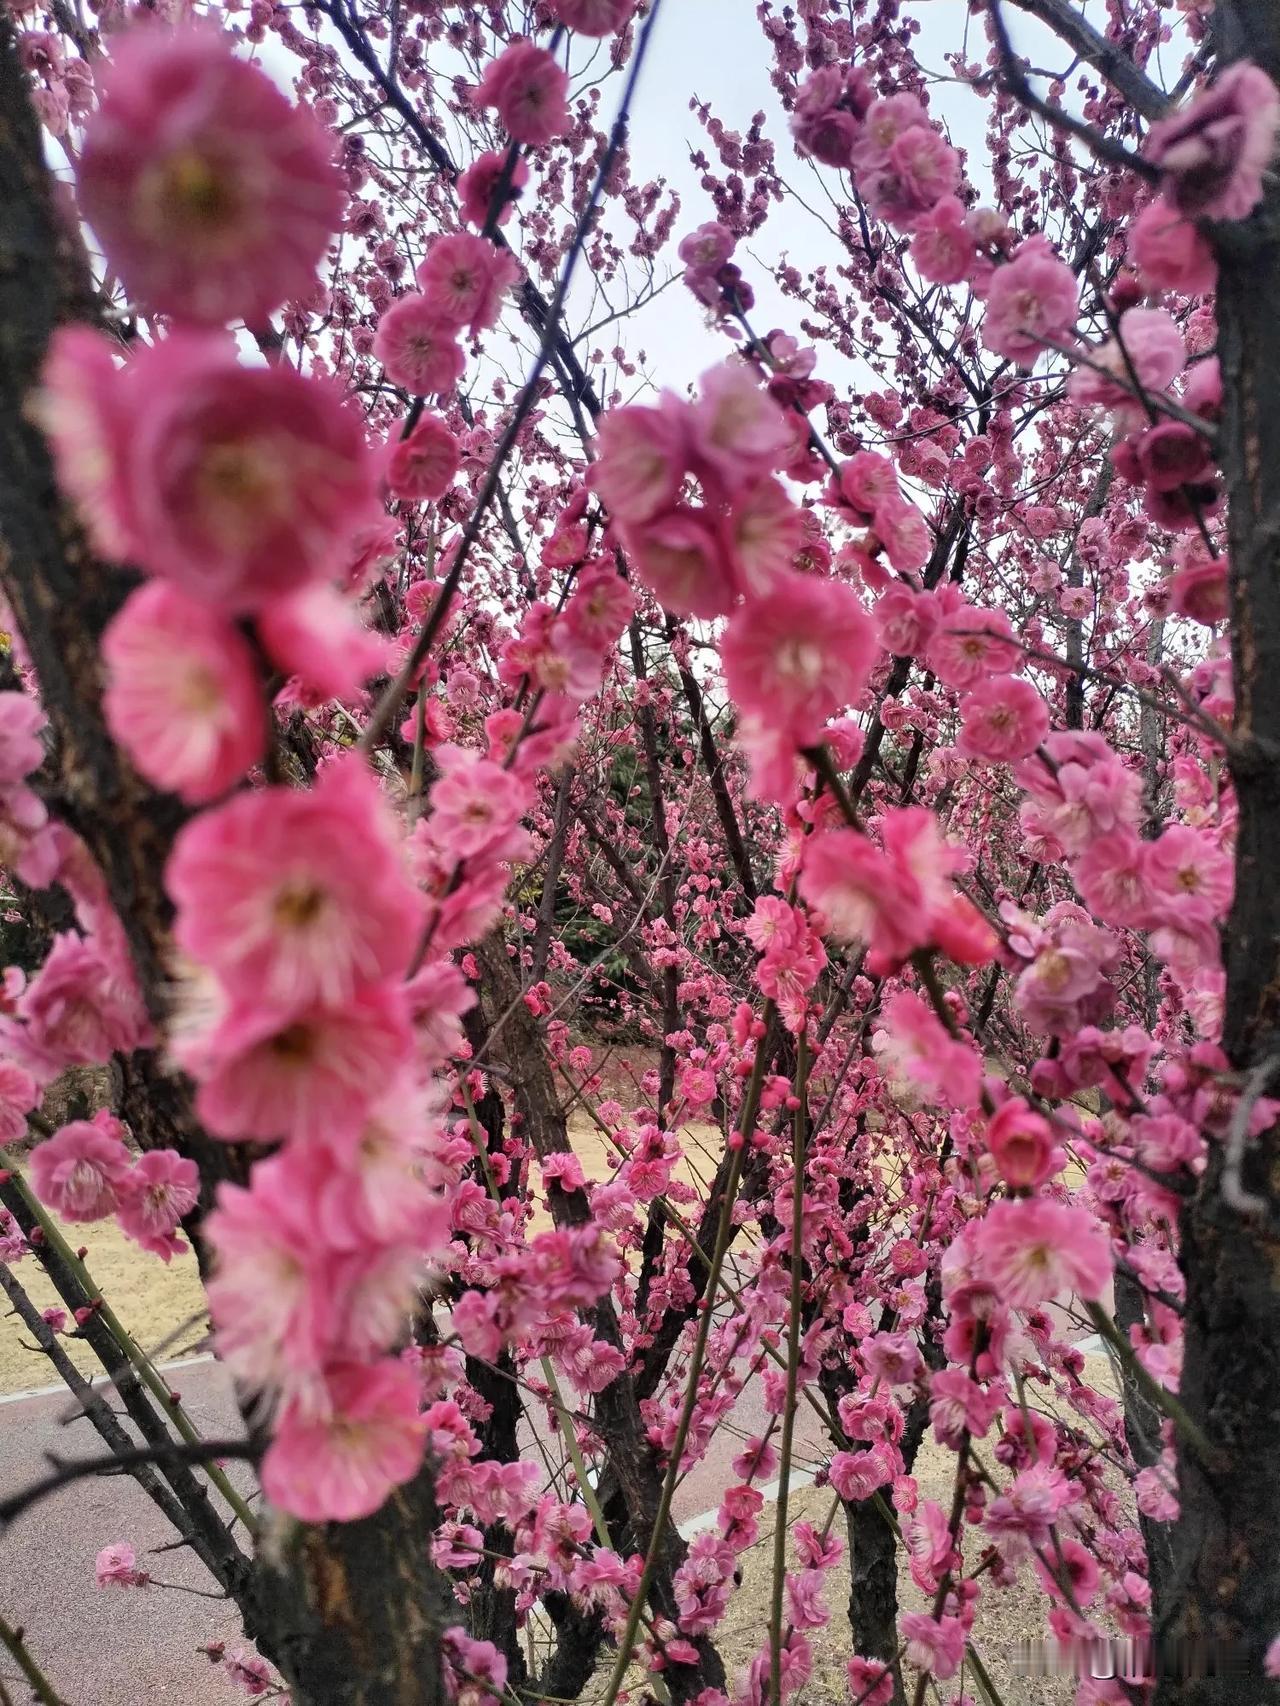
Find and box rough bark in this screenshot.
[1154,6,1280,1699]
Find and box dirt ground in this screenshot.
[585,1349,1121,1706]
[1,1054,1127,1701]
[0,1090,722,1395]
[0,1198,210,1395]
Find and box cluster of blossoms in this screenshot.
[12,5,1280,1704]
[23,14,642,1529]
[0,684,159,1241]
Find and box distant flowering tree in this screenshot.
[1,3,1280,1705]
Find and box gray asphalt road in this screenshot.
[0,1348,821,1704]
[1,1358,249,1705]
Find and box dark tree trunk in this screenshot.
[1155,6,1280,1699]
[1113,1265,1174,1609]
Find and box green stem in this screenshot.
[1084,1299,1214,1464]
[540,1357,612,1550]
[769,1034,808,1706]
[16,1176,258,1533]
[964,1641,1009,1706]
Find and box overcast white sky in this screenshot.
[553,0,1090,399]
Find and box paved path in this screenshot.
[0,1347,823,1704]
[0,1333,1105,1702]
[0,1358,248,1705]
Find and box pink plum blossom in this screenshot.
[76,25,344,325]
[167,756,421,1012]
[256,586,389,704]
[43,329,379,611]
[972,1198,1112,1308]
[721,572,878,746]
[373,295,467,396]
[183,984,413,1145]
[95,1542,149,1589]
[0,1060,38,1145]
[101,582,264,803]
[957,677,1050,763]
[31,1119,132,1222]
[116,1149,200,1261]
[549,0,633,36]
[261,1360,426,1522]
[387,414,461,503]
[621,506,737,618]
[1145,61,1280,221]
[476,41,570,147]
[591,403,688,523]
[982,240,1079,365]
[1129,197,1217,295]
[457,149,529,228]
[416,234,521,335]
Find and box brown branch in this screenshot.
[1005,0,1171,121]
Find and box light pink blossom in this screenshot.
[167,756,421,1011]
[76,25,344,325]
[982,240,1079,365]
[972,1198,1112,1308]
[261,1360,426,1522]
[102,582,264,804]
[31,1119,133,1222]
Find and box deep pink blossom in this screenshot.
[183,984,413,1145]
[687,361,792,491]
[591,403,688,523]
[985,1099,1063,1190]
[1145,61,1280,221]
[1129,197,1217,295]
[549,0,633,36]
[457,150,529,228]
[621,506,737,618]
[0,693,45,784]
[387,414,461,503]
[256,586,389,704]
[205,1154,423,1397]
[416,234,520,335]
[373,295,467,396]
[871,991,982,1109]
[19,931,151,1066]
[0,1060,37,1146]
[799,828,924,963]
[847,1657,894,1706]
[476,41,570,147]
[900,1612,965,1681]
[911,196,979,284]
